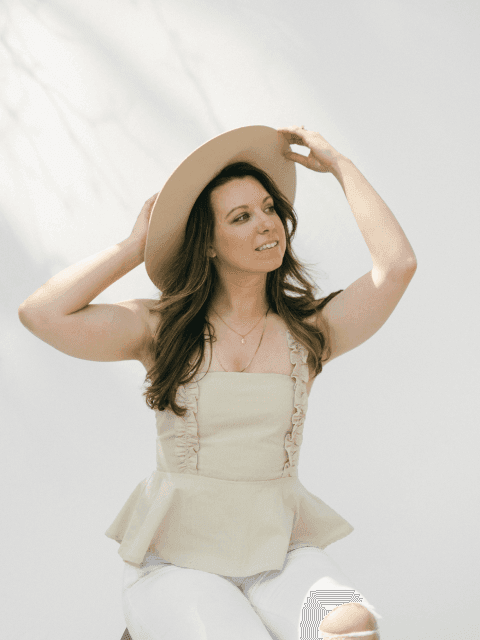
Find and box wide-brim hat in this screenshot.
[144,125,297,290]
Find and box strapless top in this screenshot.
[105,330,354,577]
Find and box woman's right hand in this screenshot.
[128,193,159,257]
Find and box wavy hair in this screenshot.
[141,161,342,417]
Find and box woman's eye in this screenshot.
[235,206,275,223]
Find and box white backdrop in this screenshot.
[1,1,479,639]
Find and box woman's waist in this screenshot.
[156,441,298,480]
[151,466,299,485]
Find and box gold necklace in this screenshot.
[210,306,270,373]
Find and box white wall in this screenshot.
[1,1,479,639]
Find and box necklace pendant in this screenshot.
[241,338,245,344]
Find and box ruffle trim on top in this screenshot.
[173,374,202,474]
[283,330,310,478]
[173,331,309,478]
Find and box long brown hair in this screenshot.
[142,161,342,417]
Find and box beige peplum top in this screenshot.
[105,329,354,577]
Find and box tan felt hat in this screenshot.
[144,125,297,290]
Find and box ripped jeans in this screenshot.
[121,546,383,640]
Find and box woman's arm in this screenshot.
[329,156,417,273]
[278,125,417,365]
[17,195,157,363]
[317,156,417,364]
[18,239,144,317]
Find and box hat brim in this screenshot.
[144,125,296,290]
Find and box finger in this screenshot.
[284,151,309,167]
[279,133,307,147]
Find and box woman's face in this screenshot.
[209,176,285,273]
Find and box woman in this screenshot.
[18,125,417,640]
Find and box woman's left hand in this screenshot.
[278,125,346,173]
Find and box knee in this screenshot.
[319,602,379,639]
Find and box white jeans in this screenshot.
[121,546,383,640]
